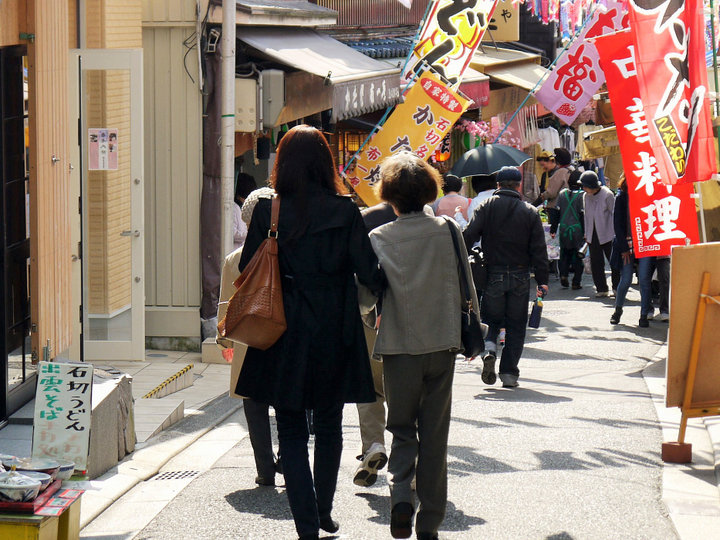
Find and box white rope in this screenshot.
[701,293,720,306]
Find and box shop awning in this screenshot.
[238,28,402,121]
[470,47,549,92]
[459,66,490,108]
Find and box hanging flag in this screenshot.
[534,1,627,125]
[347,70,472,206]
[396,0,413,8]
[627,0,717,185]
[595,30,699,256]
[402,0,500,88]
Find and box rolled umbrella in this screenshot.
[450,143,532,177]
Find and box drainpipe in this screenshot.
[220,0,236,258]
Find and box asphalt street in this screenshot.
[102,276,677,540]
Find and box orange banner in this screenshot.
[347,70,471,206]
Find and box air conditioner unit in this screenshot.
[261,69,285,128]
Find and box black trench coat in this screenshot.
[235,188,384,411]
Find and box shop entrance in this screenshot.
[68,49,145,361]
[0,45,32,423]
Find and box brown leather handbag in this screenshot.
[217,196,286,349]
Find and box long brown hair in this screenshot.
[270,125,345,196]
[270,125,345,240]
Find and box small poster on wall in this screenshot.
[32,362,94,472]
[88,128,118,170]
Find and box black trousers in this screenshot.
[275,403,344,537]
[243,398,276,478]
[589,231,620,292]
[558,247,583,286]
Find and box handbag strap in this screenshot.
[269,196,280,238]
[444,218,474,311]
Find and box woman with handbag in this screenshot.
[367,152,479,540]
[234,125,384,540]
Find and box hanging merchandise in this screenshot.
[595,29,699,257]
[627,0,717,186]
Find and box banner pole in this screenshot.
[492,6,597,144]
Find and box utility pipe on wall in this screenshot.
[220,0,236,258]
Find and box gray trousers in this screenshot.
[383,350,455,535]
[356,324,386,454]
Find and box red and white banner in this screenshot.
[534,1,627,125]
[595,30,699,257]
[627,0,717,185]
[402,0,499,88]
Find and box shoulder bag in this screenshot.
[445,219,486,357]
[217,196,287,350]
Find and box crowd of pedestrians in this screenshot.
[218,129,670,539]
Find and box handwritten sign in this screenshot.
[32,362,94,472]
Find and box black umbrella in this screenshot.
[450,143,532,177]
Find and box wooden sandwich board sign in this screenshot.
[663,242,720,463]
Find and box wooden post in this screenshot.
[662,272,711,463]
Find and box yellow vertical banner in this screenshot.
[347,70,471,206]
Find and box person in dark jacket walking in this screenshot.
[551,178,585,289]
[463,166,549,388]
[236,125,384,540]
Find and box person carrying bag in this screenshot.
[217,196,286,350]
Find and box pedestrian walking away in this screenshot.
[581,170,620,297]
[551,177,584,289]
[353,201,398,488]
[217,186,280,487]
[234,125,384,540]
[463,166,549,388]
[365,152,479,540]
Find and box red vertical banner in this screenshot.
[595,30,699,257]
[626,0,717,185]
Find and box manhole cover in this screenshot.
[152,470,199,481]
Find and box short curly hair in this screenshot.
[375,152,442,214]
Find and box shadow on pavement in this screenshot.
[448,445,519,476]
[547,532,576,540]
[442,500,487,531]
[224,487,291,521]
[475,387,573,403]
[570,416,659,429]
[355,491,390,525]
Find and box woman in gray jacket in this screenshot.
[368,152,479,540]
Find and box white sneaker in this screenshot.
[659,312,670,322]
[353,442,387,487]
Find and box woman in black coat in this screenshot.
[236,125,384,540]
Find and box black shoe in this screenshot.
[610,308,622,325]
[481,351,497,385]
[639,316,649,328]
[571,283,582,290]
[391,502,414,539]
[560,276,569,288]
[255,475,275,486]
[319,516,339,533]
[417,533,439,540]
[298,534,319,540]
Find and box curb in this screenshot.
[78,394,244,529]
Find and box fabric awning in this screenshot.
[459,66,490,108]
[470,47,549,92]
[238,28,402,121]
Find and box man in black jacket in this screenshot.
[463,167,549,388]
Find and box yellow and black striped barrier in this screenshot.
[142,364,194,399]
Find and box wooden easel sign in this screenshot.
[664,242,720,463]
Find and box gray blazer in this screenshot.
[368,212,479,357]
[583,185,615,245]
